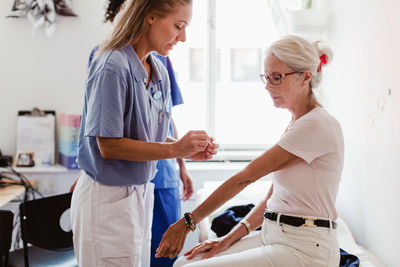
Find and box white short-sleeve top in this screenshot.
[267,107,344,220]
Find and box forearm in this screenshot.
[191,171,252,225]
[170,118,182,158]
[177,157,186,171]
[223,185,273,245]
[96,137,179,161]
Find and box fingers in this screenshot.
[155,222,187,259]
[183,243,202,256]
[178,131,210,156]
[156,244,178,258]
[168,250,178,259]
[184,243,204,259]
[156,244,181,259]
[186,181,194,199]
[155,231,176,258]
[204,137,219,156]
[182,189,190,201]
[206,141,219,154]
[179,132,220,161]
[202,246,221,259]
[181,178,193,201]
[185,243,212,259]
[155,236,167,257]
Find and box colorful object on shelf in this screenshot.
[59,114,81,169]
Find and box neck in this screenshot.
[132,38,152,66]
[290,99,318,121]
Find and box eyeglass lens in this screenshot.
[261,74,281,85]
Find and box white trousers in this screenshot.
[175,217,340,267]
[71,172,154,267]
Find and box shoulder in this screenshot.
[298,108,343,143]
[103,48,131,74]
[298,107,335,126]
[310,107,342,133]
[288,107,338,137]
[90,47,132,79]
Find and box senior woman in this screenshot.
[155,35,343,267]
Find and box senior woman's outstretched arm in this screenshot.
[155,144,301,258]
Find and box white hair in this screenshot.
[267,35,333,103]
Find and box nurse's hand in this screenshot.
[174,130,210,158]
[188,137,219,161]
[180,169,193,201]
[155,218,190,259]
[69,171,81,192]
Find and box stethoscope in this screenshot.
[151,81,170,124]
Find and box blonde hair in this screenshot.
[267,35,333,105]
[97,0,192,55]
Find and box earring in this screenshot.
[302,85,305,88]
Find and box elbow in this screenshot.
[235,170,255,188]
[239,166,264,187]
[99,148,112,159]
[96,137,115,159]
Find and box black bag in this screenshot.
[211,204,255,237]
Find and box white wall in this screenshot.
[0,0,109,157]
[325,1,400,266]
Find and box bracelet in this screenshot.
[240,219,251,234]
[183,212,196,232]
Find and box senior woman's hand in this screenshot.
[183,238,232,260]
[155,218,190,259]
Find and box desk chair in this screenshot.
[8,193,77,267]
[0,210,14,267]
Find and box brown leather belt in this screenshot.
[264,211,337,229]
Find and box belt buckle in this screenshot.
[303,217,317,227]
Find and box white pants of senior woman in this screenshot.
[174,216,340,267]
[71,172,154,267]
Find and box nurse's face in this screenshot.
[146,4,192,56]
[263,53,305,111]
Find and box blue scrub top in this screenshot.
[77,45,172,186]
[152,54,184,189]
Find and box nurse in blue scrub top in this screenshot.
[70,1,218,267]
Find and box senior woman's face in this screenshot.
[263,53,304,110]
[147,3,192,56]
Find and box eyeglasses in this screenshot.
[259,72,300,85]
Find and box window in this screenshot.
[170,0,290,154]
[231,48,261,82]
[189,48,221,82]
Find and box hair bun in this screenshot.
[314,41,333,66]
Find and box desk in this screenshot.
[1,165,79,196]
[0,184,25,207]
